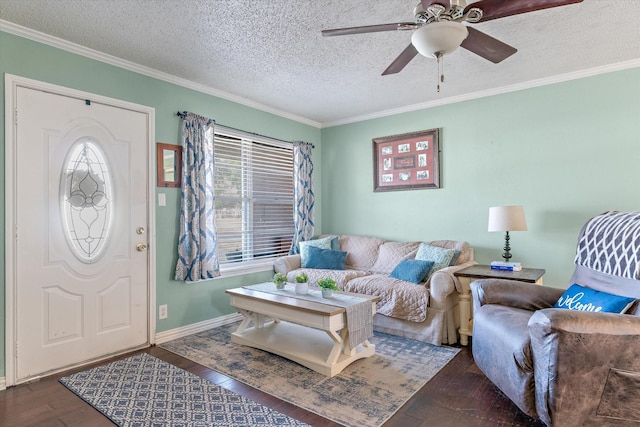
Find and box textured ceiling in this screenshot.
[1,0,639,126]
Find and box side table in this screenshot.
[454,265,546,345]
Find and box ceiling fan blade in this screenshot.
[322,22,417,37]
[460,27,517,63]
[466,0,584,22]
[382,44,419,75]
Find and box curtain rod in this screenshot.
[176,111,314,148]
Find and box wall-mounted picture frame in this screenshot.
[156,142,182,188]
[373,128,440,192]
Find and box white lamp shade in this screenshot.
[488,205,528,232]
[411,21,469,58]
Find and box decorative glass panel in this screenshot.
[61,139,113,263]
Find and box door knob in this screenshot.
[136,243,148,251]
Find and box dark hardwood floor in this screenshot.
[0,341,544,427]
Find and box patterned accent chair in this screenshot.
[471,211,640,426]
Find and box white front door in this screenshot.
[11,84,151,383]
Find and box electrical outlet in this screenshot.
[159,304,168,319]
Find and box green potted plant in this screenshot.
[317,277,338,298]
[294,272,309,295]
[273,272,287,290]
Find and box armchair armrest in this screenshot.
[471,279,564,311]
[529,309,640,426]
[273,254,301,275]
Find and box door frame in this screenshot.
[4,74,157,387]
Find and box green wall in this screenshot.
[321,67,640,286]
[0,31,321,377]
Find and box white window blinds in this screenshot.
[214,127,294,267]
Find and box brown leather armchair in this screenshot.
[471,211,640,426]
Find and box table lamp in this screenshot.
[488,205,528,262]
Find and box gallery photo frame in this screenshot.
[372,128,440,192]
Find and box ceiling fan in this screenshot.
[322,0,584,77]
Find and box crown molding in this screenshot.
[321,59,640,128]
[0,20,322,129]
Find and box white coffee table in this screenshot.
[226,285,380,377]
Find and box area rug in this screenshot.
[160,323,459,427]
[59,353,308,426]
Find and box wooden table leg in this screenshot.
[235,309,253,333]
[458,278,473,346]
[325,330,344,365]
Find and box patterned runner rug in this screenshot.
[59,353,308,426]
[160,322,459,427]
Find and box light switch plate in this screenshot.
[158,193,166,206]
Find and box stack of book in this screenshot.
[490,261,522,271]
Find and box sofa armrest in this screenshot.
[471,279,564,311]
[429,260,477,300]
[529,309,640,426]
[273,254,301,275]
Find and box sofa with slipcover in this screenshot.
[273,234,476,345]
[471,211,640,426]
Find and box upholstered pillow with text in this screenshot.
[553,283,636,314]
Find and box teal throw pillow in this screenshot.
[415,243,456,278]
[303,246,347,270]
[390,259,435,284]
[553,283,636,314]
[330,236,340,251]
[449,250,461,266]
[298,237,333,265]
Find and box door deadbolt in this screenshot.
[136,227,145,235]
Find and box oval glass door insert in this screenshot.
[61,139,113,263]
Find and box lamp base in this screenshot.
[502,231,512,262]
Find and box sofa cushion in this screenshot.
[299,237,333,265]
[303,246,347,270]
[553,283,636,314]
[390,259,434,284]
[369,241,420,274]
[343,274,430,322]
[416,243,456,277]
[286,268,371,288]
[339,235,386,271]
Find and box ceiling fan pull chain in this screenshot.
[436,51,444,92]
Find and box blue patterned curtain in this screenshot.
[290,141,315,254]
[175,113,220,282]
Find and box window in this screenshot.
[214,127,294,269]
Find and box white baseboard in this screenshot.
[154,312,242,345]
[0,377,5,391]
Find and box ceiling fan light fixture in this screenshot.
[411,21,469,58]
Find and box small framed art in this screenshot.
[373,128,440,192]
[156,142,182,188]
